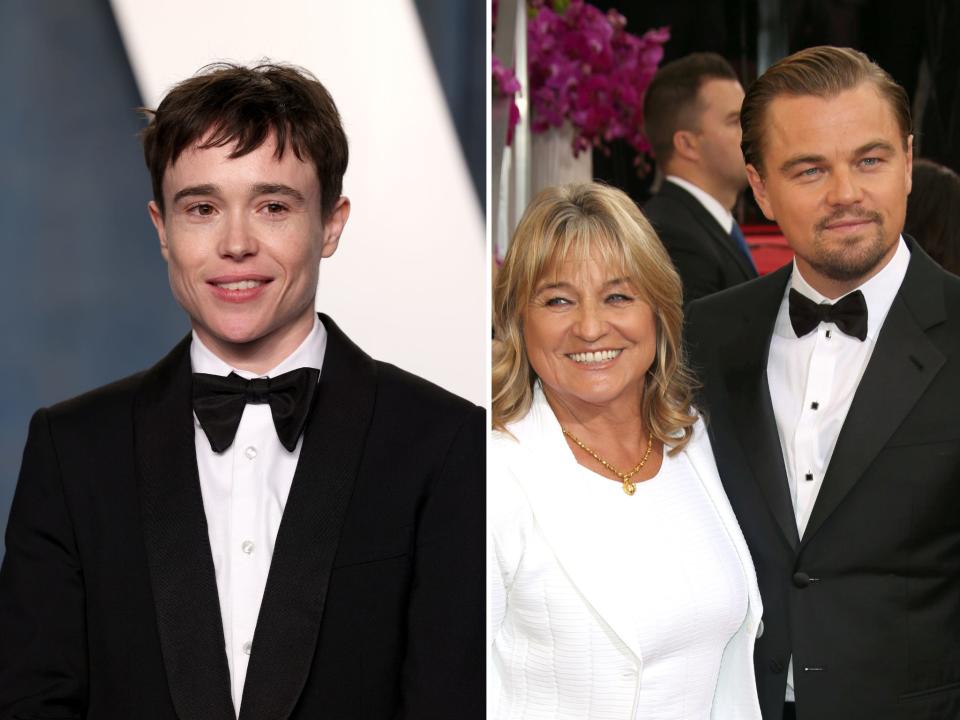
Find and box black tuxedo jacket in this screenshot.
[685,240,960,719]
[643,181,757,304]
[0,315,485,720]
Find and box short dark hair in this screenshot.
[141,62,348,220]
[642,53,739,164]
[741,46,911,174]
[905,159,960,275]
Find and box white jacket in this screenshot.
[489,387,763,719]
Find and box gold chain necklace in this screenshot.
[561,428,653,496]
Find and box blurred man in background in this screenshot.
[643,52,757,303]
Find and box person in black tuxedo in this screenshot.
[0,63,484,720]
[686,46,960,720]
[643,53,758,304]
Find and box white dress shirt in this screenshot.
[767,238,909,701]
[190,316,326,713]
[665,175,734,234]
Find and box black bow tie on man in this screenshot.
[788,288,868,341]
[192,367,320,453]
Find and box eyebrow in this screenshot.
[855,140,896,156]
[172,184,219,204]
[170,183,307,205]
[533,277,630,294]
[778,154,826,174]
[778,139,898,174]
[252,183,307,204]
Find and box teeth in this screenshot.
[568,349,621,364]
[217,280,262,290]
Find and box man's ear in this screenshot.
[672,129,699,162]
[319,196,351,259]
[148,201,170,261]
[745,164,775,221]
[905,134,914,196]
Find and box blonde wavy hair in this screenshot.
[492,182,698,453]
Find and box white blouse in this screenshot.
[490,388,763,720]
[589,452,748,717]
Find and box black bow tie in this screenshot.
[192,367,320,453]
[788,288,868,341]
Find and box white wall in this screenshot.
[110,0,487,405]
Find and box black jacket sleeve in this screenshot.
[0,409,88,719]
[397,405,485,720]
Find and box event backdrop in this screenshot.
[0,0,485,558]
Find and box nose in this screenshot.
[574,301,607,342]
[825,165,864,207]
[218,215,258,259]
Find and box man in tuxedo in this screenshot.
[686,46,960,719]
[643,53,757,304]
[0,63,484,719]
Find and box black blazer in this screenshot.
[685,240,960,719]
[643,181,757,304]
[0,315,485,720]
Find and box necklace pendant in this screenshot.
[622,479,637,496]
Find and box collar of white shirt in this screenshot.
[664,175,734,234]
[189,314,328,379]
[773,236,911,342]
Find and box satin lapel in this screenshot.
[134,336,235,720]
[802,248,947,544]
[664,183,757,280]
[238,315,377,720]
[509,389,646,662]
[717,266,799,550]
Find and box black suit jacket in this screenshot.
[686,240,960,719]
[0,315,485,720]
[643,181,757,304]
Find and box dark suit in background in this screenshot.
[0,315,485,720]
[644,181,757,303]
[686,241,960,719]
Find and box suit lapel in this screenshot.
[664,182,757,280]
[802,245,947,544]
[238,315,377,720]
[716,266,799,550]
[135,336,236,720]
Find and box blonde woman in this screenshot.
[490,183,763,719]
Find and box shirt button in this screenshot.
[242,640,252,655]
[245,446,258,460]
[241,540,255,555]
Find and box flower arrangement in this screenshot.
[492,0,522,146]
[495,0,669,163]
[493,55,522,146]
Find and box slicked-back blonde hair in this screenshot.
[493,182,697,453]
